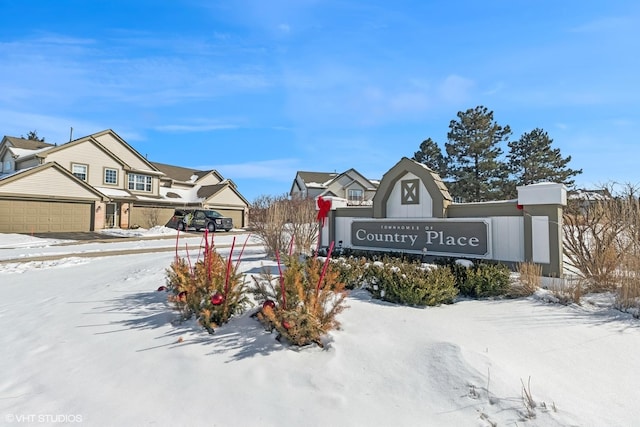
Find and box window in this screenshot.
[3,160,10,172]
[348,189,364,203]
[400,179,419,204]
[128,173,152,192]
[72,163,88,181]
[104,168,118,185]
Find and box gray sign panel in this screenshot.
[351,220,490,256]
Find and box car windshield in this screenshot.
[204,210,223,218]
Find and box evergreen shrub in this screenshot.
[165,233,251,333]
[360,257,458,306]
[253,254,348,347]
[459,263,511,298]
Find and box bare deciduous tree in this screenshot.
[563,183,640,292]
[249,194,319,258]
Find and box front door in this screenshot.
[105,203,119,228]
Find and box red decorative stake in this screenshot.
[157,285,167,292]
[210,292,225,306]
[275,250,286,309]
[178,291,187,301]
[316,241,335,295]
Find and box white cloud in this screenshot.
[438,75,475,105]
[277,23,291,33]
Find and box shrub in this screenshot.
[548,276,583,305]
[364,257,458,306]
[434,257,472,288]
[253,253,348,347]
[165,233,251,333]
[329,256,370,289]
[510,262,542,297]
[614,256,640,317]
[459,263,511,298]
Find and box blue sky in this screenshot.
[1,1,638,201]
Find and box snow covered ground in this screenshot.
[1,228,638,426]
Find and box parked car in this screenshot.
[167,209,233,232]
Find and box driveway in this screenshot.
[30,231,126,241]
[28,230,203,242]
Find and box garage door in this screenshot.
[214,209,244,229]
[0,200,92,233]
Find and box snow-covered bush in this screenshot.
[330,256,370,289]
[362,257,458,306]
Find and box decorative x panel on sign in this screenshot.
[401,179,419,204]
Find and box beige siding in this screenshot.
[45,142,123,187]
[325,172,372,199]
[0,168,102,200]
[336,174,354,187]
[205,186,246,207]
[0,199,92,232]
[196,174,222,185]
[326,175,353,198]
[129,206,176,228]
[94,133,155,172]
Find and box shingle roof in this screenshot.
[151,161,211,182]
[297,171,338,187]
[197,184,226,199]
[4,136,54,150]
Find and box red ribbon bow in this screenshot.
[316,196,332,226]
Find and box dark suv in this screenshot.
[167,209,233,232]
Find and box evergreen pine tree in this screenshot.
[22,130,45,142]
[412,138,447,178]
[445,106,510,202]
[507,128,582,197]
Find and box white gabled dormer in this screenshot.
[1,153,13,173]
[0,136,55,174]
